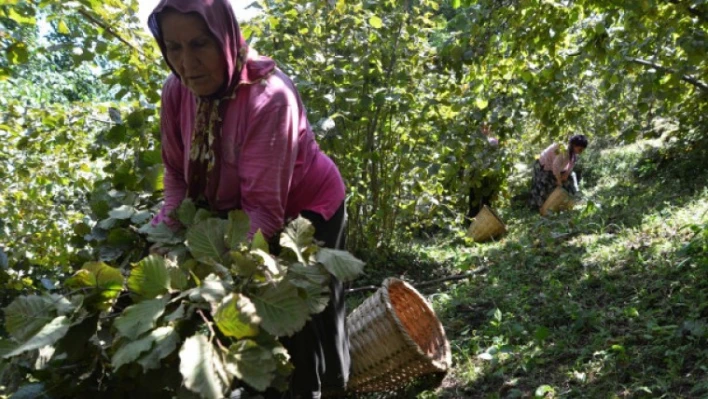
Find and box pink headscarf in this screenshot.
[148,0,275,91]
[148,0,276,205]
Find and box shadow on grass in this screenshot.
[339,141,708,398]
[420,143,708,398]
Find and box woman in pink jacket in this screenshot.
[529,135,588,209]
[148,0,349,397]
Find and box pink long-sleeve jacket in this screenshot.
[152,71,346,238]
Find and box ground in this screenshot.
[347,137,708,399]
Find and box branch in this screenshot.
[345,266,488,294]
[665,0,708,24]
[626,57,708,93]
[196,308,228,353]
[77,9,144,56]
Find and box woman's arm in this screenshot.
[152,76,187,227]
[239,103,298,239]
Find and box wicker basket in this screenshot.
[467,205,507,242]
[346,278,451,393]
[540,187,575,216]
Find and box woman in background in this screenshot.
[529,135,589,210]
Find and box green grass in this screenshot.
[350,138,708,398]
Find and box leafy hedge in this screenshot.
[0,200,364,398]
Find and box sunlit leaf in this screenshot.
[214,294,260,339]
[179,335,226,399]
[109,205,136,220]
[369,15,383,29]
[137,326,180,371]
[251,229,269,253]
[112,326,177,371]
[188,274,227,305]
[128,255,170,299]
[280,217,315,263]
[114,296,170,340]
[3,316,70,358]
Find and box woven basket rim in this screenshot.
[541,187,574,215]
[467,205,507,241]
[380,278,452,371]
[480,205,506,230]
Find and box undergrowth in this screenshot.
[357,137,708,398]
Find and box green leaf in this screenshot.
[0,339,17,358]
[226,210,250,249]
[251,282,309,337]
[3,316,70,358]
[7,42,29,65]
[130,210,153,225]
[301,281,330,314]
[177,198,197,227]
[369,15,383,29]
[143,164,165,192]
[179,335,226,399]
[106,125,127,143]
[287,263,331,314]
[8,7,36,24]
[3,296,56,341]
[451,0,461,8]
[137,326,180,371]
[534,326,550,342]
[7,384,49,399]
[214,294,260,339]
[65,262,123,310]
[280,217,315,263]
[164,304,186,323]
[112,333,157,370]
[535,384,555,398]
[109,205,136,220]
[288,262,330,286]
[251,229,269,253]
[107,227,137,246]
[127,110,146,128]
[169,266,189,290]
[128,255,170,299]
[224,339,276,392]
[114,296,169,340]
[57,20,70,34]
[230,251,258,276]
[53,314,98,362]
[186,218,228,262]
[251,249,281,276]
[112,326,177,371]
[194,208,213,224]
[315,248,365,282]
[188,274,227,305]
[139,221,184,245]
[475,97,489,110]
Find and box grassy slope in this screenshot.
[351,138,708,398]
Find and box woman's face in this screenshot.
[160,11,226,96]
[573,145,586,155]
